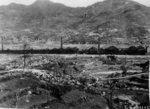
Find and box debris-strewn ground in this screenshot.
[0,54,148,109]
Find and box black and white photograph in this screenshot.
[0,0,149,108]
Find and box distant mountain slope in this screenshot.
[0,0,150,46]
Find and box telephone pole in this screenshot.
[146,46,150,103]
[1,37,3,51]
[98,37,100,54]
[60,36,63,50]
[149,57,150,103]
[148,46,150,103]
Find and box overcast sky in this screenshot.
[0,0,150,7]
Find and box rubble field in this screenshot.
[0,54,148,109]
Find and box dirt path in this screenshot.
[98,73,148,81]
[91,70,142,75]
[32,54,150,58]
[116,95,139,105]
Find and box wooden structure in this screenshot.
[60,37,63,50]
[1,37,3,51]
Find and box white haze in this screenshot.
[0,0,149,7]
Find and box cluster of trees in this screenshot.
[79,46,147,55]
[0,46,147,55]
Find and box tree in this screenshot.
[105,46,120,54]
[126,46,138,55]
[103,80,117,109]
[103,73,127,109]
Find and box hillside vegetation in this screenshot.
[0,0,150,46]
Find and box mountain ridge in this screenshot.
[0,0,150,47]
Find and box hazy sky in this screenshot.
[0,0,150,7]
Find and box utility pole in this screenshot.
[98,37,100,54]
[149,57,150,103]
[60,36,63,50]
[147,46,150,103]
[148,46,150,103]
[1,37,3,51]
